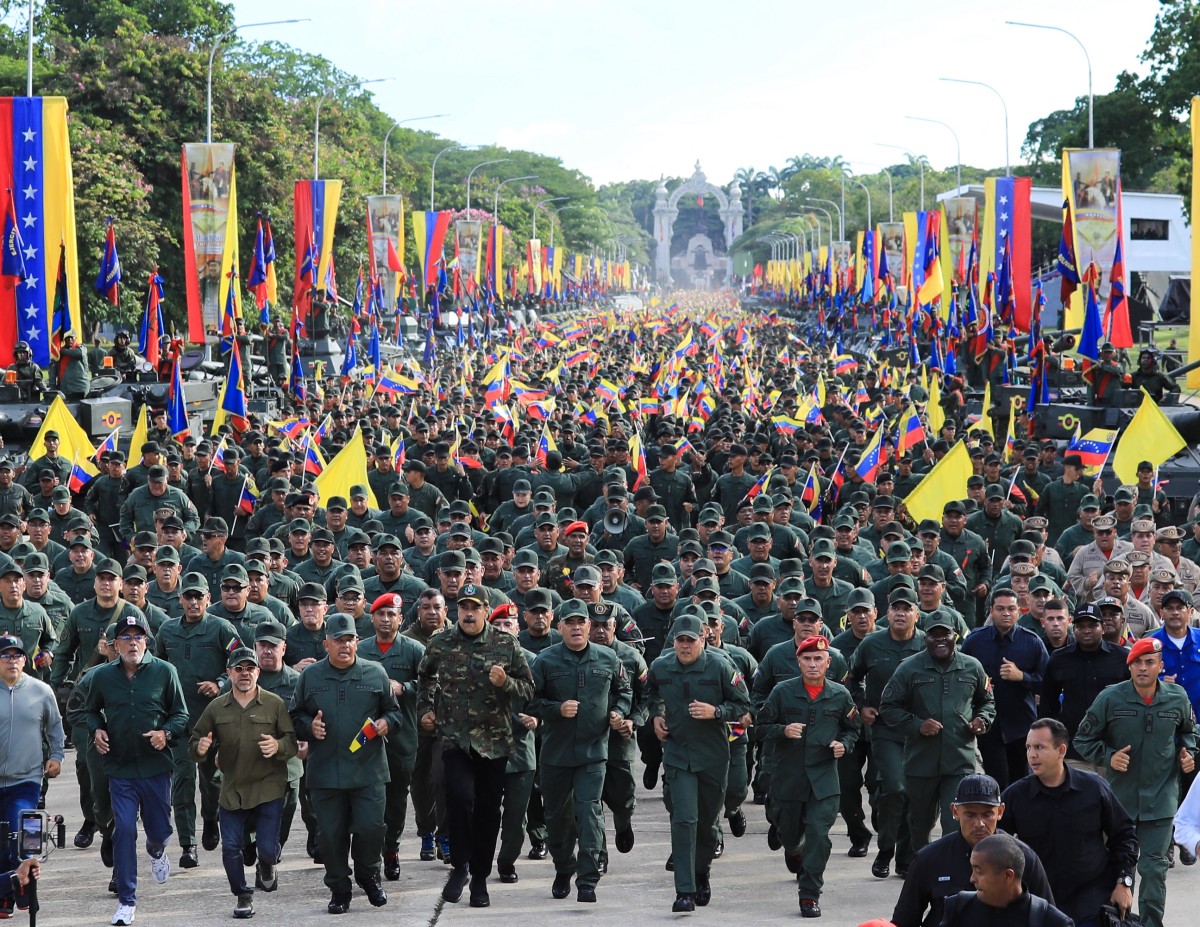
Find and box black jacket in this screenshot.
[1000,765,1138,924]
[891,830,1055,927]
[940,890,1073,927]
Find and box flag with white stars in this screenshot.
[980,176,1032,333]
[0,97,81,367]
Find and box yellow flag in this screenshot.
[314,431,377,509]
[28,395,97,468]
[816,375,826,407]
[904,441,973,524]
[927,376,944,437]
[978,382,993,436]
[1112,389,1186,485]
[123,402,148,461]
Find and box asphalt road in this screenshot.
[26,756,1200,926]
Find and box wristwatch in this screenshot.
[1119,875,1134,888]
[713,706,723,721]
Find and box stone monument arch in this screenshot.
[652,161,744,286]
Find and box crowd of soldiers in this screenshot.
[1,291,1198,925]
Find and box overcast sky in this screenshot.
[230,0,1163,189]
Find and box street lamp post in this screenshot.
[877,144,925,210]
[465,158,510,219]
[940,77,1010,176]
[809,198,842,243]
[382,114,448,195]
[314,77,392,179]
[800,213,823,251]
[906,116,962,190]
[532,197,568,240]
[803,208,831,250]
[492,175,537,224]
[208,18,308,143]
[429,144,471,211]
[1006,21,1093,148]
[852,179,872,231]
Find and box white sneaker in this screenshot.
[150,850,170,884]
[112,903,136,925]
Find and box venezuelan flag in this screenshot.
[294,179,342,312]
[0,97,81,366]
[412,210,451,289]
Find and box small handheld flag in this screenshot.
[348,718,379,753]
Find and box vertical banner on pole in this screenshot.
[366,195,404,307]
[1189,100,1200,389]
[181,143,238,342]
[1061,148,1121,330]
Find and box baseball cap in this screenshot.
[954,774,1002,806]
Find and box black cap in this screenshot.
[953,774,1001,806]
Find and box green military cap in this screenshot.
[692,576,721,596]
[324,614,358,639]
[651,563,678,585]
[255,621,287,644]
[746,522,771,541]
[122,564,148,583]
[21,551,48,574]
[593,549,620,566]
[847,587,875,609]
[181,572,209,594]
[524,588,554,611]
[924,614,955,632]
[298,582,326,601]
[672,614,704,640]
[349,485,369,500]
[889,585,918,606]
[573,565,601,587]
[9,542,35,563]
[439,550,466,573]
[885,541,911,563]
[793,597,822,617]
[512,549,539,569]
[227,647,258,669]
[25,508,48,524]
[810,538,836,559]
[95,557,122,577]
[1028,574,1056,593]
[457,583,486,605]
[287,518,312,535]
[326,496,348,511]
[558,599,588,621]
[776,577,806,597]
[220,564,249,586]
[244,538,271,558]
[155,545,180,564]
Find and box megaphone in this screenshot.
[603,509,627,536]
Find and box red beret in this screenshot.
[370,593,403,614]
[1126,637,1163,665]
[796,636,828,655]
[488,603,519,624]
[564,520,589,536]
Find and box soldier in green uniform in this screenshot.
[648,444,697,531]
[645,613,750,912]
[119,465,201,546]
[0,559,55,673]
[417,583,534,908]
[356,592,425,882]
[21,432,71,492]
[492,603,540,884]
[83,452,128,557]
[758,635,861,918]
[939,500,991,627]
[807,538,854,631]
[879,614,995,853]
[1075,637,1198,927]
[183,518,247,598]
[22,553,72,635]
[154,572,242,868]
[289,613,402,914]
[402,461,449,520]
[1036,454,1093,547]
[206,564,274,643]
[622,504,678,591]
[527,598,631,903]
[589,600,649,871]
[52,558,144,689]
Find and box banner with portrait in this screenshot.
[1063,148,1121,318]
[366,195,405,309]
[455,220,484,291]
[879,222,904,286]
[181,143,238,340]
[942,197,977,285]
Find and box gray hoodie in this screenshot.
[0,673,65,787]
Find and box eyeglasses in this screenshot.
[231,665,256,674]
[0,652,24,661]
[220,584,246,593]
[117,634,146,643]
[180,591,206,601]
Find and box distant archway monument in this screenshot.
[653,162,744,288]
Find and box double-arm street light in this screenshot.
[808,198,842,242]
[492,175,537,223]
[208,18,308,143]
[430,144,477,211]
[876,144,926,210]
[382,114,448,195]
[532,197,568,240]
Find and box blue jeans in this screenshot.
[109,774,173,907]
[218,798,284,895]
[0,780,42,872]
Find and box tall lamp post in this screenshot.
[809,198,842,242]
[549,204,586,248]
[314,77,392,179]
[465,158,510,218]
[382,114,448,195]
[208,18,308,142]
[800,212,825,251]
[906,116,962,191]
[1006,21,1092,148]
[851,179,872,231]
[430,144,474,211]
[492,175,538,223]
[940,77,1010,176]
[532,197,568,240]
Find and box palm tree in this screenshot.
[734,166,757,225]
